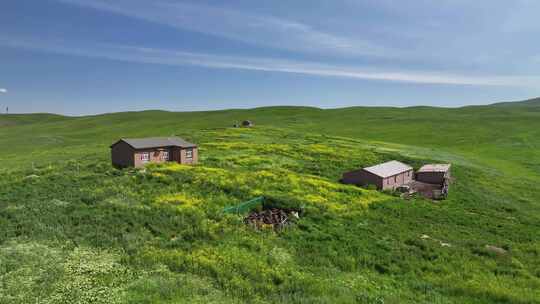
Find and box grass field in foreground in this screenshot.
[1,99,539,303]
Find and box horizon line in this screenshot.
[2,96,537,117]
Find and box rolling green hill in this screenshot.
[1,100,539,303]
[491,97,540,108]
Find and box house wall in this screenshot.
[341,169,383,189]
[416,172,447,185]
[131,147,198,167]
[381,170,413,190]
[112,143,198,168]
[133,148,172,167]
[111,141,135,168]
[180,147,198,164]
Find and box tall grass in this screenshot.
[1,106,540,303]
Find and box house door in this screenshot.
[172,148,181,163]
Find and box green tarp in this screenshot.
[223,196,264,214]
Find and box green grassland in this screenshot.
[1,98,540,303]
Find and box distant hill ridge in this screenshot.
[0,96,538,119]
[490,97,540,107]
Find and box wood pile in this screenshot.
[244,208,297,230]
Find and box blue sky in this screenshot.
[1,0,540,115]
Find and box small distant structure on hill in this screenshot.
[110,137,198,168]
[341,160,413,190]
[242,120,254,127]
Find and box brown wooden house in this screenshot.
[111,137,198,168]
[341,160,413,190]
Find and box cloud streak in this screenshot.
[57,0,394,57]
[0,88,7,93]
[2,35,539,87]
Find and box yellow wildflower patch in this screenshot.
[304,194,328,204]
[156,192,202,208]
[155,163,194,173]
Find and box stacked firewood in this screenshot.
[244,208,296,229]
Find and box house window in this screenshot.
[394,176,397,183]
[141,152,150,162]
[162,151,169,161]
[186,149,193,159]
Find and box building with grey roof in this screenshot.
[341,160,414,190]
[110,137,198,168]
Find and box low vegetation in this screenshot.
[1,101,540,303]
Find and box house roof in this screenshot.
[363,160,413,178]
[417,164,451,173]
[112,137,197,149]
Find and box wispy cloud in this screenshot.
[56,0,394,57]
[2,35,539,87]
[0,88,7,93]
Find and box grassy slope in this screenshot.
[0,100,539,303]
